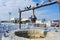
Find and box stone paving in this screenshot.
[5,29,60,40]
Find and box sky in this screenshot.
[0,0,59,21]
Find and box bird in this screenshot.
[29,5,31,9]
[36,3,39,6]
[27,7,29,9]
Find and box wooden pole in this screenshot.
[33,9,34,16]
[19,9,21,29]
[21,1,57,12]
[57,0,60,27]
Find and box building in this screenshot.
[51,20,59,27]
[34,20,51,27]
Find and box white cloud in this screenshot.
[0,0,36,20]
[0,0,58,20]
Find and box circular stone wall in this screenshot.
[15,29,50,38]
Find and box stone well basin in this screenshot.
[14,29,51,38]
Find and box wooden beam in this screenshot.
[19,9,21,29]
[21,1,57,12]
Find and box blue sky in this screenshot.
[33,0,59,20]
[0,0,59,21]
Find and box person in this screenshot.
[3,25,9,37]
[44,30,48,37]
[4,31,9,37]
[54,24,59,32]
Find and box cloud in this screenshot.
[0,0,59,20]
[0,0,36,20]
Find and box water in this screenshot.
[0,23,60,32]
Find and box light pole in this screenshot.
[9,12,11,23]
